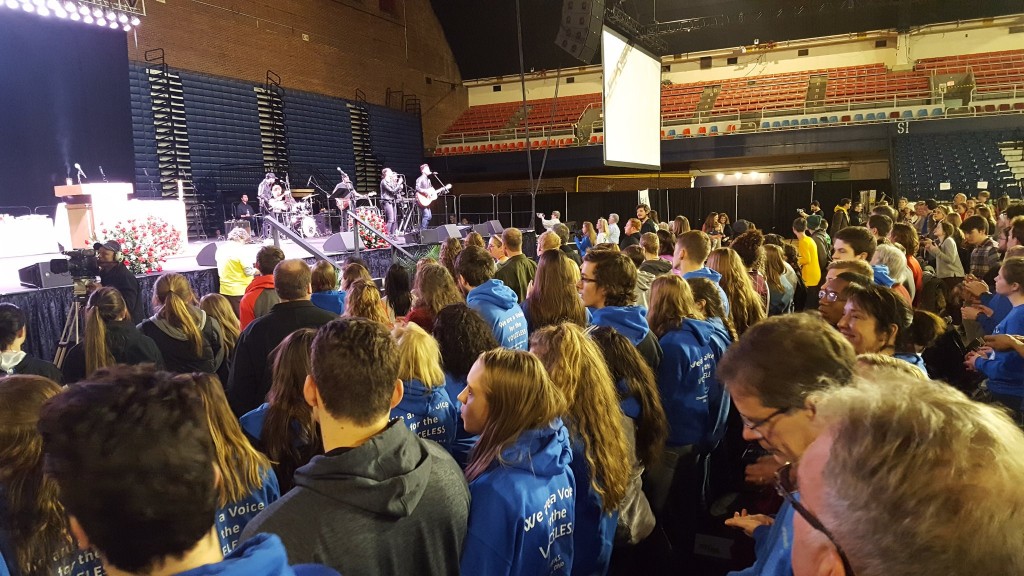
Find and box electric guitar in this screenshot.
[335,192,376,211]
[417,183,452,207]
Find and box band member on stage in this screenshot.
[235,194,257,234]
[416,164,436,231]
[267,182,295,213]
[257,172,277,210]
[333,172,371,232]
[380,168,402,235]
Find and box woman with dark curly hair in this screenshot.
[406,263,463,331]
[433,303,500,464]
[439,237,463,283]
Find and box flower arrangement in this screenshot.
[93,216,184,274]
[348,207,389,250]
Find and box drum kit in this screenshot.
[265,197,323,239]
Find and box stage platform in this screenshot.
[0,231,537,363]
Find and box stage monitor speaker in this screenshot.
[555,0,605,64]
[488,220,505,235]
[473,223,492,237]
[195,242,218,267]
[323,232,363,253]
[420,225,462,244]
[18,261,74,289]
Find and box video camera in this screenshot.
[50,249,101,279]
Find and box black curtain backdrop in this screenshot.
[737,185,775,230]
[773,183,814,235]
[0,11,133,209]
[812,179,893,220]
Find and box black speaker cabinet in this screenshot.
[323,232,363,253]
[555,0,605,64]
[195,242,218,267]
[420,225,462,244]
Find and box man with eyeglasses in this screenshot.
[790,370,1024,576]
[716,314,856,576]
[818,260,873,326]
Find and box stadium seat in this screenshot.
[841,115,851,122]
[800,118,810,125]
[516,141,525,149]
[782,119,792,127]
[1015,102,1024,110]
[865,112,876,121]
[590,135,599,144]
[854,113,864,121]
[828,116,839,123]
[901,110,914,119]
[710,126,719,134]
[772,121,782,128]
[999,104,1011,112]
[668,129,677,137]
[682,128,692,136]
[890,111,901,119]
[917,109,928,118]
[762,121,771,129]
[698,126,707,135]
[932,108,943,116]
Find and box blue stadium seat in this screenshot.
[668,129,676,136]
[762,121,771,129]
[809,118,819,125]
[932,108,944,116]
[917,109,928,118]
[854,113,864,121]
[866,112,876,121]
[772,121,781,128]
[709,125,719,134]
[800,118,810,125]
[902,110,914,119]
[828,116,839,123]
[782,119,791,127]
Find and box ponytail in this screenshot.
[155,274,203,357]
[84,287,125,374]
[898,310,947,352]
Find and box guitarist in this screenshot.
[380,168,403,235]
[415,163,448,231]
[332,171,371,232]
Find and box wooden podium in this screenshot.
[54,183,133,249]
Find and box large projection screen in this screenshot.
[602,27,661,170]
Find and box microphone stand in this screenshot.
[430,172,453,224]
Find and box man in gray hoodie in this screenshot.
[241,318,469,575]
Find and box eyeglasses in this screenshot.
[740,407,789,436]
[774,462,857,576]
[818,288,841,303]
[579,275,598,284]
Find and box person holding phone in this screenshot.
[966,257,1024,422]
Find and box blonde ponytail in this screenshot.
[155,274,204,357]
[84,287,125,374]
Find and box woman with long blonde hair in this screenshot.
[457,348,575,575]
[521,249,587,334]
[340,262,372,292]
[576,221,598,256]
[139,273,223,374]
[390,322,458,450]
[344,279,391,327]
[61,286,162,383]
[188,372,278,552]
[406,263,462,331]
[706,247,766,335]
[596,218,610,244]
[0,375,105,576]
[762,244,795,315]
[239,328,321,494]
[530,323,632,576]
[200,293,240,384]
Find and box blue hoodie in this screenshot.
[177,533,338,576]
[461,420,576,576]
[589,306,650,346]
[310,290,345,315]
[467,280,529,350]
[978,292,1013,335]
[569,440,617,576]
[682,267,731,316]
[871,264,897,288]
[442,372,479,466]
[216,467,281,554]
[0,488,104,576]
[728,496,797,576]
[657,318,731,448]
[975,303,1024,397]
[390,378,458,450]
[894,352,929,376]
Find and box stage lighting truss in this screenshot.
[4,0,144,31]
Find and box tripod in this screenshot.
[54,279,90,369]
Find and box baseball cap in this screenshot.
[93,240,121,253]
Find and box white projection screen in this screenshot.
[601,26,661,170]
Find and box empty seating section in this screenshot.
[894,131,1016,198]
[826,64,930,103]
[917,50,1024,93]
[712,72,811,114]
[437,51,1024,154]
[444,101,520,135]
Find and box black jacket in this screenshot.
[560,244,582,267]
[227,300,338,416]
[620,232,641,250]
[61,320,164,383]
[99,263,144,324]
[4,354,64,383]
[639,258,674,276]
[138,308,223,375]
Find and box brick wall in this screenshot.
[127,0,466,145]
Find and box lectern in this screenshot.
[54,183,133,249]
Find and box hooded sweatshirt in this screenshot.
[682,267,731,316]
[240,276,281,330]
[461,420,576,576]
[569,439,618,576]
[639,258,673,276]
[61,319,164,383]
[657,318,731,447]
[589,306,663,371]
[871,264,912,303]
[974,303,1024,397]
[241,421,469,575]
[390,379,458,451]
[442,372,479,466]
[215,468,281,554]
[728,497,796,576]
[176,533,338,576]
[138,307,222,375]
[634,269,655,309]
[466,279,528,350]
[0,351,62,383]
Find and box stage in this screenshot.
[0,230,536,363]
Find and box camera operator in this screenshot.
[94,240,144,324]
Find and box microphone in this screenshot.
[336,167,343,173]
[307,175,314,186]
[99,165,107,182]
[74,163,87,183]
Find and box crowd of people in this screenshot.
[2,194,1024,576]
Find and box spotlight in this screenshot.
[751,171,760,178]
[129,15,139,25]
[108,20,117,28]
[733,172,742,179]
[122,23,130,31]
[82,12,91,22]
[37,5,48,15]
[78,4,87,14]
[91,6,100,16]
[95,16,105,25]
[22,3,35,13]
[104,9,113,19]
[117,12,127,23]
[63,0,73,9]
[5,0,18,8]
[69,10,79,19]
[716,173,724,181]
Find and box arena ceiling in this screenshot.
[430,0,1024,80]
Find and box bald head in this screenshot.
[275,259,313,301]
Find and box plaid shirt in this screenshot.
[970,236,1001,278]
